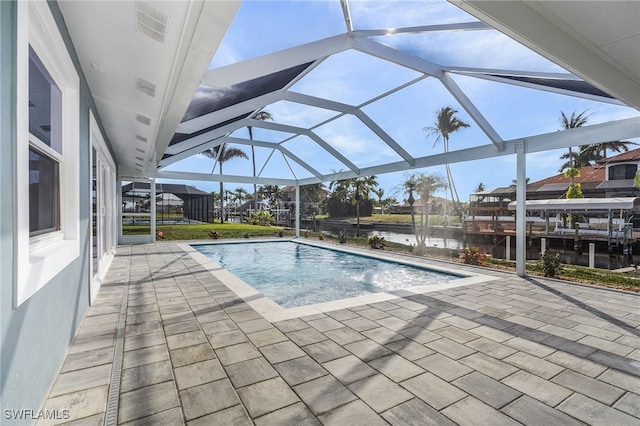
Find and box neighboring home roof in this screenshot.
[122,182,210,197]
[595,146,640,164]
[527,147,640,187]
[528,165,605,186]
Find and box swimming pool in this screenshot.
[194,241,463,308]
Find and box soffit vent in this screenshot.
[136,134,148,142]
[135,114,151,126]
[135,1,169,44]
[135,147,145,154]
[135,76,156,98]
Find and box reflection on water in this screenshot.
[366,230,639,270]
[366,231,462,249]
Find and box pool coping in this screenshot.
[179,238,499,322]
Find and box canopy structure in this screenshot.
[58,0,640,275]
[508,197,640,212]
[151,1,639,187]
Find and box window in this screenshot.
[15,1,80,306]
[29,47,62,236]
[609,164,637,180]
[29,147,60,235]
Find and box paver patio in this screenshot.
[38,242,640,425]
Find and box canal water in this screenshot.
[364,229,638,271]
[366,230,462,249]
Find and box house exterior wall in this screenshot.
[1,1,112,418]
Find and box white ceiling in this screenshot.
[451,0,640,110]
[58,0,240,176]
[58,0,639,185]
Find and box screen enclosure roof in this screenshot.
[59,1,640,185]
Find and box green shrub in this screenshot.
[247,210,274,226]
[459,246,487,266]
[540,250,561,277]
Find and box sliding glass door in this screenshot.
[90,125,117,303]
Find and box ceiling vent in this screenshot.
[136,147,145,154]
[135,114,151,126]
[135,1,169,44]
[135,76,156,98]
[136,134,148,143]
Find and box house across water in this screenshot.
[465,148,640,254]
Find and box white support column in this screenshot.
[151,178,156,242]
[541,238,546,255]
[505,236,511,261]
[589,243,596,268]
[295,185,301,238]
[516,140,527,276]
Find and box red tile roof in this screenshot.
[529,146,640,186]
[595,146,640,164]
[529,165,605,186]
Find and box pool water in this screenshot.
[194,241,460,308]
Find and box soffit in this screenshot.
[450,0,640,110]
[57,0,240,176]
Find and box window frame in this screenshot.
[608,163,638,181]
[15,0,80,307]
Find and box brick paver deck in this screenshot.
[38,242,640,425]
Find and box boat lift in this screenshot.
[507,197,639,253]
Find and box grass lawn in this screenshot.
[125,222,296,240]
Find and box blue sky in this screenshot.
[161,0,640,204]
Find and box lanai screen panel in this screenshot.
[156,0,640,188]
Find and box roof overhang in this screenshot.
[449,0,640,110]
[508,197,640,211]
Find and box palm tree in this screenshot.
[248,110,273,211]
[415,173,446,250]
[424,107,470,213]
[231,187,249,215]
[400,173,445,252]
[301,183,326,231]
[351,176,378,235]
[559,140,637,171]
[399,174,418,236]
[586,140,636,160]
[559,110,590,171]
[258,184,282,208]
[373,187,385,214]
[558,144,594,171]
[233,187,249,206]
[558,111,635,170]
[329,176,378,236]
[202,144,248,223]
[474,182,486,204]
[301,183,326,205]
